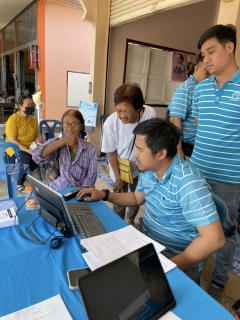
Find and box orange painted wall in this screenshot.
[37,0,45,117]
[45,4,92,120]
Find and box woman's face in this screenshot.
[62,115,83,137]
[19,98,33,116]
[115,102,140,124]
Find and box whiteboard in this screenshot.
[67,72,90,107]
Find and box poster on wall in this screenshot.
[186,54,198,78]
[171,50,187,82]
[79,100,98,127]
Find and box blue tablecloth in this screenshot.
[0,191,233,319]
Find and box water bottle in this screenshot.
[24,185,40,211]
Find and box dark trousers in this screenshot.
[14,151,38,185]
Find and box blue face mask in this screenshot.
[24,107,33,116]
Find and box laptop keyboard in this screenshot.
[66,203,106,239]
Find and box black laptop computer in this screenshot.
[78,243,176,320]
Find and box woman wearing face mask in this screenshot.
[5,95,40,192]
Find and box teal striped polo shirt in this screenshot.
[189,68,240,184]
[137,155,218,254]
[168,75,198,145]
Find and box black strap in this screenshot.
[50,236,65,249]
[56,147,60,161]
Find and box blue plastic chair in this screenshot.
[100,114,110,163]
[0,142,30,198]
[39,120,62,175]
[39,120,62,140]
[212,192,228,225]
[1,132,42,181]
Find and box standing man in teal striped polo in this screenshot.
[189,24,240,301]
[168,53,210,160]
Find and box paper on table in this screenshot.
[1,294,72,320]
[82,248,176,274]
[81,225,165,266]
[159,311,181,320]
[0,208,19,228]
[82,251,101,271]
[0,200,17,211]
[158,253,177,273]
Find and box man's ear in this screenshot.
[225,41,235,54]
[156,149,168,160]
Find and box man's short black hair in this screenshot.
[197,24,237,54]
[133,118,180,158]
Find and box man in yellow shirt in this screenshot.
[5,95,41,192]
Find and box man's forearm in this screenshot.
[108,151,120,180]
[171,221,225,270]
[107,191,139,207]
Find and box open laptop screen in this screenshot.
[78,243,176,320]
[27,175,76,237]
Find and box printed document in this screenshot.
[82,250,176,274]
[1,294,72,320]
[81,225,165,266]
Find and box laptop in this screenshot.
[78,243,176,320]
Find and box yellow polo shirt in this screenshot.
[5,112,40,156]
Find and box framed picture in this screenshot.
[171,51,187,82]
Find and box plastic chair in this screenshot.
[39,120,62,140]
[100,114,109,163]
[1,132,42,181]
[39,120,62,175]
[0,142,30,198]
[212,192,228,225]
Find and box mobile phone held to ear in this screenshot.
[232,299,240,317]
[67,268,91,290]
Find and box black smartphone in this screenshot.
[67,267,91,290]
[232,299,240,317]
[63,187,82,201]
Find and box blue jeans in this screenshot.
[207,179,240,286]
[113,176,139,221]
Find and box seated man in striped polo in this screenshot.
[77,118,225,283]
[168,53,210,160]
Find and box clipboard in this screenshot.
[118,158,133,184]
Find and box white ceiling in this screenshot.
[0,0,34,30]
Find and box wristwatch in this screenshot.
[101,189,110,201]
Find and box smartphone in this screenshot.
[232,299,240,317]
[67,268,91,290]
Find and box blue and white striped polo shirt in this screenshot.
[189,68,240,184]
[168,75,198,145]
[137,155,218,254]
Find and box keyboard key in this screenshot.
[66,203,106,239]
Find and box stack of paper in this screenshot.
[81,225,177,273]
[1,294,72,320]
[0,200,19,228]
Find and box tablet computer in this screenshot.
[78,243,176,320]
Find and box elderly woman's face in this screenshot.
[62,115,83,137]
[115,102,140,124]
